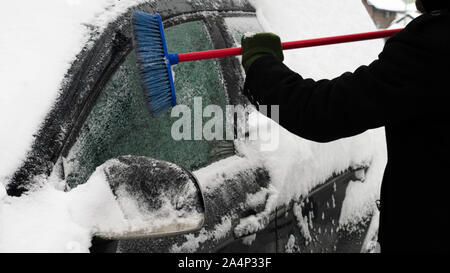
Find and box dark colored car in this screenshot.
[8,0,375,253]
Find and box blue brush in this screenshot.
[132,11,403,116]
[132,12,178,116]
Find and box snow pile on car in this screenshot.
[0,166,118,252]
[0,158,204,252]
[0,0,149,183]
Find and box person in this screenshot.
[241,0,449,253]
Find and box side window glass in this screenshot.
[64,21,232,188]
[225,16,263,46]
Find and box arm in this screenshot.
[244,27,441,142]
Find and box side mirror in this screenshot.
[95,156,205,240]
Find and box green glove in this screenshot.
[241,32,284,73]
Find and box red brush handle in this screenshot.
[177,28,402,63]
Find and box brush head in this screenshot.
[132,12,177,116]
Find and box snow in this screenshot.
[0,167,116,252]
[170,216,232,253]
[231,100,386,235]
[361,210,380,252]
[252,0,384,80]
[0,159,203,252]
[245,188,271,209]
[193,155,256,191]
[285,234,299,253]
[293,203,312,243]
[0,183,6,200]
[0,0,148,182]
[241,233,257,246]
[1,0,388,252]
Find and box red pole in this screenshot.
[177,28,402,63]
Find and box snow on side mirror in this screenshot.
[94,156,205,240]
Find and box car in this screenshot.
[4,0,384,253]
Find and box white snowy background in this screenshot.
[0,0,395,252]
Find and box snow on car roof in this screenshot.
[253,0,384,80]
[0,0,147,182]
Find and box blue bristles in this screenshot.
[132,12,178,116]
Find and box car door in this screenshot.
[276,169,371,253]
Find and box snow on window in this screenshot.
[64,21,232,188]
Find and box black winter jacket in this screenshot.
[244,12,450,252]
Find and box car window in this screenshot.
[64,20,233,188]
[224,16,263,78]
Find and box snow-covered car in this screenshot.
[0,0,386,253]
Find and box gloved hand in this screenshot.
[241,32,284,73]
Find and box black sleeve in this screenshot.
[243,17,447,143]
